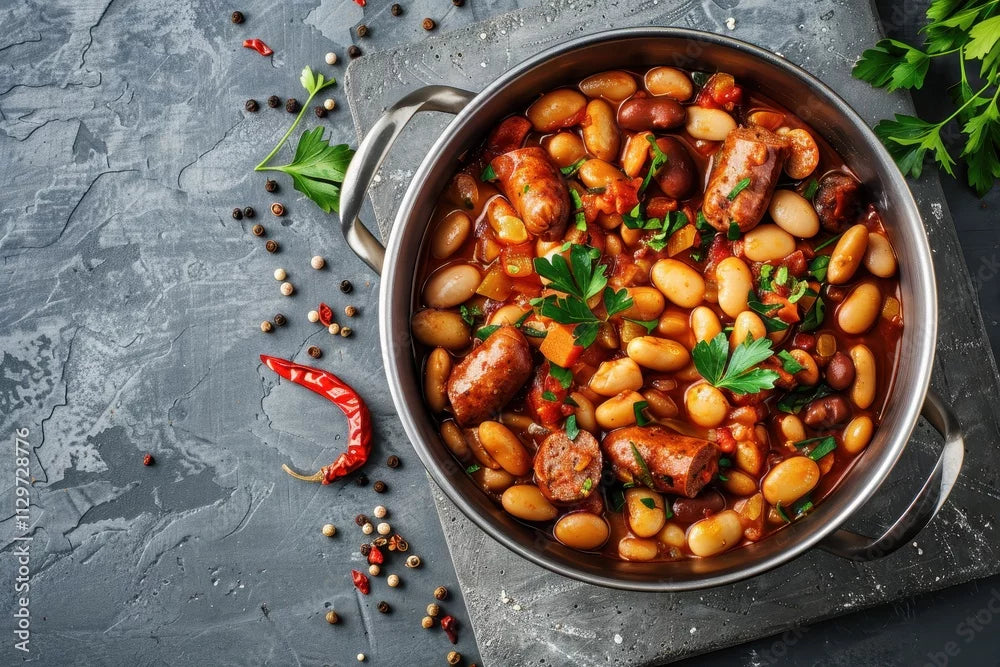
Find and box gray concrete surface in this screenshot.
[1,0,999,666]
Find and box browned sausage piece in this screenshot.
[447,326,532,427]
[490,147,570,240]
[702,126,789,232]
[602,425,718,498]
[534,430,602,503]
[653,137,697,200]
[813,172,862,233]
[618,98,686,132]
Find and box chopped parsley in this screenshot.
[639,134,670,194]
[633,400,651,426]
[565,414,580,440]
[794,435,837,460]
[727,221,741,241]
[629,442,655,488]
[639,497,657,509]
[570,189,587,231]
[727,177,751,200]
[801,178,819,200]
[480,164,497,181]
[560,157,586,177]
[691,332,779,395]
[777,349,805,374]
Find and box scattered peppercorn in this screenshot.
[367,563,380,576]
[348,45,362,59]
[231,10,245,23]
[387,454,400,468]
[452,0,465,5]
[340,279,353,293]
[264,179,278,193]
[314,105,326,118]
[323,98,336,111]
[373,537,388,549]
[325,610,339,624]
[307,345,321,358]
[245,98,259,112]
[345,305,358,318]
[285,98,299,113]
[447,651,461,666]
[357,655,366,663]
[232,207,243,220]
[143,453,154,466]
[376,522,391,535]
[273,268,287,281]
[426,603,441,617]
[422,616,435,629]
[391,3,403,15]
[325,52,338,65]
[434,586,449,600]
[373,480,387,493]
[267,95,281,108]
[243,206,255,218]
[270,202,285,216]
[356,24,369,38]
[387,574,400,587]
[355,513,369,526]
[360,542,372,556]
[406,555,422,568]
[280,281,294,296]
[253,224,266,237]
[311,255,326,270]
[356,473,369,486]
[376,601,391,614]
[307,309,320,323]
[328,323,341,335]
[265,239,279,253]
[322,523,336,537]
[274,313,287,326]
[260,320,274,333]
[388,534,408,552]
[340,326,353,338]
[362,523,374,535]
[373,505,387,519]
[422,18,436,30]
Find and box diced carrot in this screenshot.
[539,323,584,368]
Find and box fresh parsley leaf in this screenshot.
[691,332,779,395]
[610,487,626,512]
[802,178,819,200]
[727,221,741,241]
[623,204,662,230]
[759,264,775,291]
[549,364,573,389]
[625,318,659,334]
[874,113,956,179]
[570,189,587,231]
[852,39,931,92]
[727,177,752,200]
[794,435,837,460]
[474,324,501,341]
[775,266,789,286]
[541,390,558,402]
[787,279,812,304]
[647,210,689,251]
[800,296,826,332]
[571,321,601,348]
[261,127,354,213]
[603,286,634,317]
[777,383,834,414]
[809,255,831,282]
[565,414,580,440]
[560,157,587,177]
[747,289,790,332]
[640,497,657,509]
[481,164,497,181]
[460,304,482,326]
[633,400,651,426]
[465,464,481,474]
[581,476,593,493]
[640,134,670,194]
[630,442,655,488]
[778,349,805,374]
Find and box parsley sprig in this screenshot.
[255,67,354,212]
[531,244,633,347]
[853,2,1000,194]
[691,332,779,395]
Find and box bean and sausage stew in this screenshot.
[411,67,902,561]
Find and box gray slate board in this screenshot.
[344,0,1000,664]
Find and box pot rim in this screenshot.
[379,27,937,591]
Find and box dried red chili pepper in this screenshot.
[367,544,384,565]
[243,38,273,57]
[260,356,372,484]
[351,569,370,595]
[318,302,334,327]
[440,615,459,644]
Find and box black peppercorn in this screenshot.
[386,455,400,468]
[231,10,245,23]
[307,345,322,359]
[452,0,464,6]
[267,95,281,108]
[391,3,402,16]
[422,18,436,30]
[273,313,287,327]
[270,202,285,216]
[252,224,265,237]
[340,279,353,294]
[360,543,372,556]
[356,473,369,487]
[348,45,362,59]
[232,207,244,220]
[373,480,387,493]
[265,239,279,253]
[245,99,259,112]
[434,586,449,600]
[314,106,326,118]
[376,601,391,614]
[356,24,369,38]
[264,179,278,193]
[355,514,369,526]
[243,206,255,218]
[285,98,299,113]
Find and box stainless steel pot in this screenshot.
[339,28,965,591]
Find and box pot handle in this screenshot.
[820,389,964,561]
[338,85,477,274]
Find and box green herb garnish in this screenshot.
[639,497,657,509]
[647,210,689,251]
[727,221,741,241]
[465,464,481,474]
[581,476,593,493]
[809,255,831,282]
[629,442,655,488]
[691,332,779,395]
[541,390,558,402]
[549,364,573,389]
[727,177,751,200]
[570,189,587,231]
[759,264,775,291]
[633,400,651,427]
[794,435,837,460]
[560,157,586,177]
[777,349,805,374]
[623,203,662,230]
[640,134,670,193]
[565,414,580,440]
[747,289,790,332]
[460,304,483,326]
[625,318,659,334]
[813,233,843,252]
[801,178,820,200]
[777,384,834,414]
[799,296,826,332]
[481,164,497,181]
[474,324,500,341]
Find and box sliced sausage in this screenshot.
[491,147,570,240]
[702,126,789,232]
[617,97,685,132]
[534,430,602,503]
[602,425,718,498]
[813,172,862,233]
[447,326,533,426]
[653,136,697,200]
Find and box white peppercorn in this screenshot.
[373,505,387,519]
[323,98,336,111]
[307,309,320,323]
[326,52,338,65]
[376,522,391,535]
[273,268,287,281]
[328,323,341,335]
[361,522,374,535]
[406,555,421,568]
[321,523,336,537]
[387,574,400,587]
[368,564,380,576]
[310,255,325,270]
[280,282,294,296]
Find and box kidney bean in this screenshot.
[791,333,816,352]
[617,97,685,132]
[653,136,696,200]
[671,489,725,524]
[802,395,851,427]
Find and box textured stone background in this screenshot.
[1,0,999,665]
